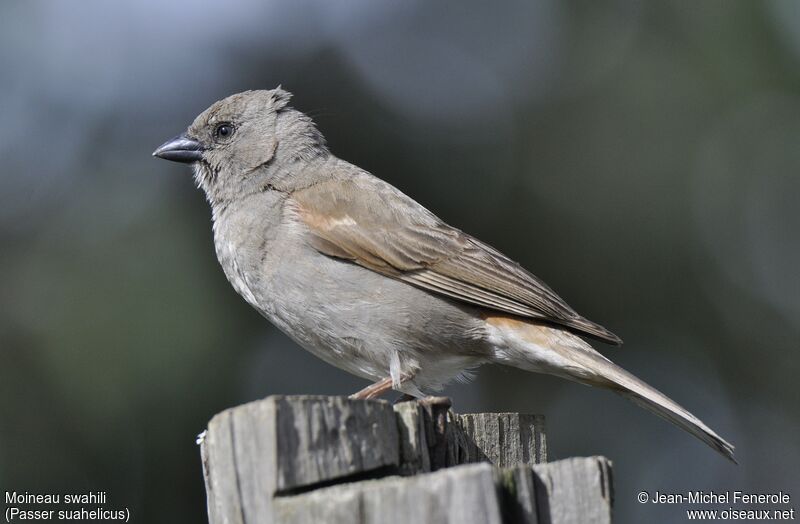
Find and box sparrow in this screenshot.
[154,88,735,462]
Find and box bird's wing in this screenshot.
[290,173,622,345]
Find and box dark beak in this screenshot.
[152,133,205,164]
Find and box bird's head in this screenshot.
[153,88,327,204]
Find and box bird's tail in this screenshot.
[581,350,736,463]
[487,316,736,463]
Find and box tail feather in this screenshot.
[598,360,737,463]
[556,346,736,463]
[488,317,736,462]
[618,387,736,463]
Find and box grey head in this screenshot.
[153,88,328,204]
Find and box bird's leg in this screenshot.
[349,378,391,400]
[349,373,414,400]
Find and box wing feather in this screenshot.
[291,173,622,345]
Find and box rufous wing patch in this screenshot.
[483,315,554,347]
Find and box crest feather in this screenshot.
[270,86,293,110]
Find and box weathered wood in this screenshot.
[415,397,455,470]
[393,401,431,474]
[496,464,539,523]
[270,457,612,524]
[201,396,399,523]
[273,463,504,524]
[532,456,614,524]
[392,399,548,474]
[493,457,613,524]
[201,395,611,524]
[457,412,547,467]
[271,396,399,491]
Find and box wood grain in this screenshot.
[200,395,610,524]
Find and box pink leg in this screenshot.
[350,373,414,400]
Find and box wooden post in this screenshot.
[200,395,612,524]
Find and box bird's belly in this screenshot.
[252,249,491,387]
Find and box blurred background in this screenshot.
[1,1,798,522]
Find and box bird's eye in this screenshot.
[214,123,235,140]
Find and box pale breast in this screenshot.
[211,191,286,312]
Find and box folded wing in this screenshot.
[291,173,622,345]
